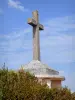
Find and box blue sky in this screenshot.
[0,0,75,91]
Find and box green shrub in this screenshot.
[0,67,75,100]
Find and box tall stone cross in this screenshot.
[27,10,44,61]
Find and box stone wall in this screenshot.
[51,80,61,88]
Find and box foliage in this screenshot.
[0,67,75,100]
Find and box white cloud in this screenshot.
[8,0,29,12]
[40,35,75,63]
[39,15,75,64]
[42,15,75,36]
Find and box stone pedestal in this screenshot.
[23,60,65,88]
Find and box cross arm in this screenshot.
[28,18,37,26]
[39,24,44,30]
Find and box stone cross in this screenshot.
[27,10,44,61]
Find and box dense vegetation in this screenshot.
[0,67,75,100]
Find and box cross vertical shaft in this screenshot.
[28,10,44,61]
[33,11,40,60]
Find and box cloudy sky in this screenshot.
[0,0,75,91]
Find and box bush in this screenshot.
[0,67,75,100]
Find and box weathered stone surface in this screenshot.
[39,24,44,30]
[23,60,65,80]
[23,60,65,88]
[27,10,44,61]
[28,18,37,26]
